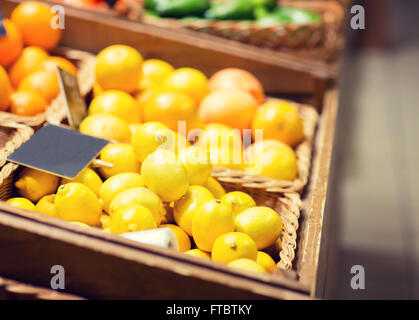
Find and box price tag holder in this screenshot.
[0,7,7,37]
[56,67,87,129]
[7,124,110,179]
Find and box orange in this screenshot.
[198,89,258,132]
[18,70,59,103]
[143,91,200,135]
[9,46,49,88]
[11,1,62,50]
[38,56,78,75]
[9,90,48,116]
[159,224,191,252]
[209,68,265,104]
[0,19,23,66]
[163,68,208,104]
[0,66,12,111]
[95,45,143,93]
[251,100,304,147]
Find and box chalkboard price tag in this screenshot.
[0,7,7,37]
[7,124,110,179]
[56,67,87,129]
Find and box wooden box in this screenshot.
[0,0,341,299]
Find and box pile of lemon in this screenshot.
[7,146,282,274]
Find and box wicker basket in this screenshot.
[0,48,96,127]
[143,0,344,61]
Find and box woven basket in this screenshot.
[214,102,319,194]
[0,48,96,127]
[0,122,34,201]
[143,0,344,61]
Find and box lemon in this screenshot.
[209,146,244,170]
[14,168,60,203]
[221,191,256,218]
[234,206,283,250]
[131,121,169,162]
[173,185,214,236]
[62,167,102,196]
[192,199,234,252]
[129,123,142,136]
[109,187,164,226]
[164,68,208,104]
[95,45,143,93]
[256,251,276,274]
[110,203,157,234]
[228,258,267,274]
[100,214,111,229]
[197,123,242,151]
[184,249,211,259]
[6,197,36,210]
[203,177,225,199]
[212,232,258,264]
[69,221,90,228]
[55,182,102,226]
[139,59,174,89]
[159,224,191,252]
[99,143,140,179]
[178,146,212,185]
[35,194,57,217]
[88,90,142,123]
[141,149,189,202]
[99,172,144,213]
[245,143,297,181]
[79,113,131,143]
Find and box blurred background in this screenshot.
[326,0,419,299]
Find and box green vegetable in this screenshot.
[275,6,322,24]
[257,13,292,27]
[155,0,210,18]
[251,0,276,10]
[253,5,270,20]
[205,0,255,20]
[145,0,159,11]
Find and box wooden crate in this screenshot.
[2,0,338,107]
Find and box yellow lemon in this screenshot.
[88,90,142,123]
[164,68,208,104]
[134,87,162,116]
[243,139,284,163]
[192,199,234,252]
[256,251,276,274]
[62,167,102,196]
[99,172,144,213]
[184,249,211,259]
[251,100,304,147]
[139,59,174,89]
[173,185,214,236]
[100,214,111,229]
[129,123,142,136]
[35,194,57,217]
[110,203,156,234]
[197,123,242,152]
[159,224,191,252]
[95,45,143,93]
[221,191,256,218]
[79,113,131,143]
[234,206,283,250]
[211,232,258,264]
[245,143,297,181]
[109,187,164,225]
[179,146,212,185]
[141,149,189,202]
[99,143,140,179]
[203,177,225,199]
[14,168,60,203]
[6,197,36,210]
[228,258,267,274]
[209,146,244,170]
[55,182,102,226]
[131,121,170,162]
